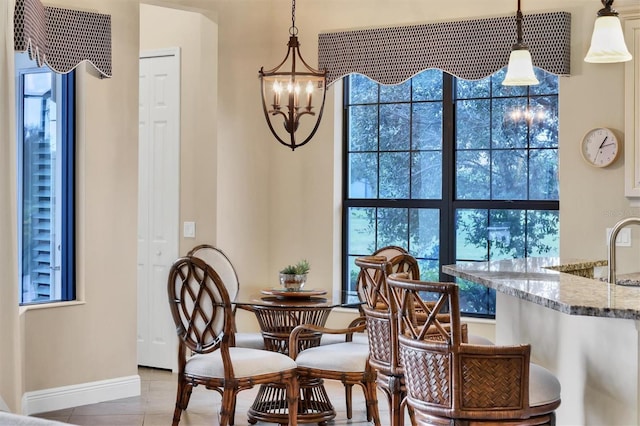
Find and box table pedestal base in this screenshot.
[247,378,335,425]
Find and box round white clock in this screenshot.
[580,127,620,168]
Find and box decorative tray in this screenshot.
[261,288,327,299]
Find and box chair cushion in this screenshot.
[185,347,296,378]
[235,332,265,349]
[320,332,369,346]
[529,363,561,407]
[295,342,369,372]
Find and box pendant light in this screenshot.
[584,0,632,63]
[258,0,328,151]
[502,0,539,86]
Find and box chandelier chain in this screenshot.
[290,0,298,36]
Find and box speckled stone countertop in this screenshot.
[442,257,640,320]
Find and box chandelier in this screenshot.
[258,0,328,151]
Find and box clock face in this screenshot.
[581,128,619,168]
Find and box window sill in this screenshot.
[19,300,86,314]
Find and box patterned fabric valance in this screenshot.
[14,0,112,78]
[318,12,571,86]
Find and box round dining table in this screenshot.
[234,288,361,425]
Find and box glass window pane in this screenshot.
[380,104,410,151]
[456,99,490,149]
[456,75,491,99]
[380,152,409,199]
[380,80,411,103]
[529,149,559,200]
[412,70,443,101]
[348,207,376,254]
[349,74,378,104]
[412,102,442,150]
[530,68,559,96]
[491,150,527,200]
[488,210,526,260]
[377,208,409,248]
[412,151,442,199]
[458,279,495,315]
[348,152,378,198]
[529,96,558,148]
[348,105,378,151]
[492,98,528,149]
[526,210,560,257]
[456,209,488,261]
[456,150,490,200]
[491,68,527,98]
[409,209,439,261]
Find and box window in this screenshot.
[343,68,559,317]
[16,53,75,305]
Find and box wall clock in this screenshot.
[580,127,620,168]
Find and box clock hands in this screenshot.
[594,136,609,162]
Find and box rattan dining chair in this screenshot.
[386,272,561,425]
[289,318,382,425]
[167,256,299,426]
[186,244,265,349]
[355,254,421,426]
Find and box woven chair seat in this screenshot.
[529,363,561,407]
[296,341,370,372]
[235,332,265,349]
[185,347,297,378]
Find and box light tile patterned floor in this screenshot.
[34,367,401,425]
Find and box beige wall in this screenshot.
[2,0,639,413]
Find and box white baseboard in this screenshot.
[21,375,141,415]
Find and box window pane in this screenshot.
[348,152,378,198]
[348,105,378,151]
[458,279,496,315]
[456,209,488,261]
[349,74,378,104]
[526,210,560,256]
[380,104,410,151]
[488,210,526,260]
[380,152,409,198]
[411,151,442,199]
[412,69,443,101]
[456,99,490,150]
[529,96,558,148]
[492,98,528,149]
[529,149,559,200]
[348,207,376,254]
[380,80,411,103]
[409,209,439,262]
[492,150,528,200]
[412,102,442,150]
[456,75,490,99]
[17,54,74,305]
[377,208,409,248]
[456,150,490,200]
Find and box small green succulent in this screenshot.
[280,259,310,275]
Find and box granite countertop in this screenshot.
[442,257,640,320]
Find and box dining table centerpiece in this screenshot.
[279,259,310,291]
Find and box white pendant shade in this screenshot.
[585,15,632,63]
[502,49,539,86]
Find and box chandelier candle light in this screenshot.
[502,0,539,86]
[259,0,328,151]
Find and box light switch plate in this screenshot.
[183,221,196,238]
[606,227,631,247]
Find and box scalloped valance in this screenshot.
[318,11,571,86]
[14,0,112,78]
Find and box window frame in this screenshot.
[16,60,76,305]
[342,71,559,317]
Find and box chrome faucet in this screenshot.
[608,217,640,284]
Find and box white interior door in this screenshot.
[137,48,180,370]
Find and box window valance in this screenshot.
[14,0,112,78]
[318,12,570,86]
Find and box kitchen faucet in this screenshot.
[608,217,640,284]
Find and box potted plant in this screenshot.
[279,259,310,291]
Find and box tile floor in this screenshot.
[34,367,400,425]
